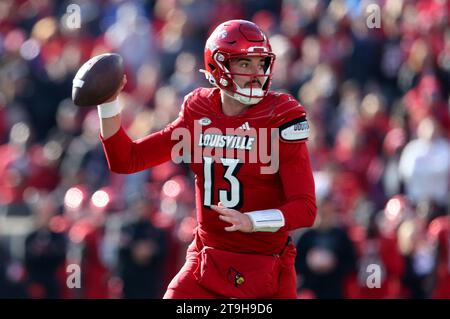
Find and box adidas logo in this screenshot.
[238,122,251,131]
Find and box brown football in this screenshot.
[72,53,124,107]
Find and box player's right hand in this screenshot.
[104,75,127,103]
[211,202,254,233]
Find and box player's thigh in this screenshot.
[163,255,218,299]
[271,264,297,299]
[272,244,298,299]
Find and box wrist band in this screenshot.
[245,209,285,232]
[97,98,121,118]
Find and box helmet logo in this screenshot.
[220,78,228,86]
[207,41,218,51]
[218,30,228,39]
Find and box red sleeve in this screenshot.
[100,116,186,174]
[277,140,317,230]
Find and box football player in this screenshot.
[98,20,317,298]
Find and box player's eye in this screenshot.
[240,62,249,68]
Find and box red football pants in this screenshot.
[163,237,298,299]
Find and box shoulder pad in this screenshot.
[179,91,193,118]
[181,87,219,118]
[189,87,218,102]
[279,116,310,142]
[265,92,308,128]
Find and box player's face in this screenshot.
[229,57,266,89]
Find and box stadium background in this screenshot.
[0,0,449,299]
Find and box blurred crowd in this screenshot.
[0,0,449,299]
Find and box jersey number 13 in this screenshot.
[203,157,243,209]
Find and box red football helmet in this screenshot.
[201,20,275,105]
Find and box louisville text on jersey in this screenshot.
[170,124,279,174]
[198,133,256,150]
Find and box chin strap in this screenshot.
[233,87,264,105]
[199,69,264,105]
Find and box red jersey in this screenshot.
[101,88,316,255]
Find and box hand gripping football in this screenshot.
[72,53,124,107]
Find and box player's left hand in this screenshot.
[210,202,253,233]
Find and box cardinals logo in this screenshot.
[227,267,245,287]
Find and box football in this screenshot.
[72,53,124,107]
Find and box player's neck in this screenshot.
[220,91,250,116]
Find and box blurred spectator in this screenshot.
[59,110,109,190]
[77,195,112,299]
[346,209,405,298]
[0,236,28,298]
[296,197,356,298]
[399,116,450,208]
[0,121,33,216]
[24,193,67,298]
[118,194,168,299]
[105,2,157,77]
[46,98,81,151]
[381,125,407,198]
[397,211,435,299]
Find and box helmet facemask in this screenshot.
[201,51,275,105]
[224,53,275,105]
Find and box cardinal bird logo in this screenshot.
[227,267,245,287]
